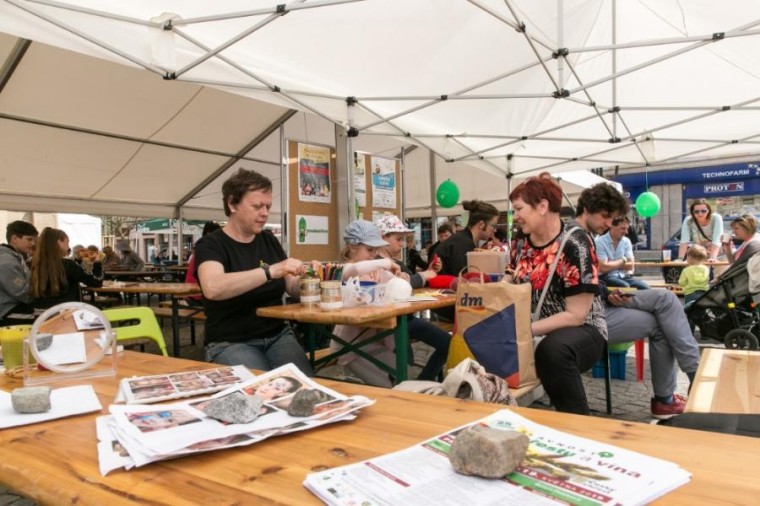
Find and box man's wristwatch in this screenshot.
[263,265,272,282]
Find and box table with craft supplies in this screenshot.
[90,282,202,357]
[257,292,456,384]
[1,351,760,505]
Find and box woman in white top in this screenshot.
[678,199,722,261]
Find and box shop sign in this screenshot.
[704,182,744,193]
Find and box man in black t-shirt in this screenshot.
[195,169,313,375]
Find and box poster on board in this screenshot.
[298,143,331,203]
[295,215,330,245]
[354,152,367,208]
[371,156,397,209]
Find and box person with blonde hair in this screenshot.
[30,227,102,309]
[722,214,760,264]
[679,244,710,333]
[375,214,450,381]
[331,220,405,387]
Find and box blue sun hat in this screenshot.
[344,220,389,248]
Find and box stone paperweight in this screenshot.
[36,333,53,351]
[203,392,262,424]
[449,425,530,478]
[287,389,326,417]
[11,386,53,414]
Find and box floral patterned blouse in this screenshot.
[510,222,607,339]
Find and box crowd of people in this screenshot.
[4,166,739,421]
[0,222,151,326]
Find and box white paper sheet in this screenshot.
[0,385,102,428]
[37,332,88,365]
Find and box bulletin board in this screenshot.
[354,152,402,222]
[288,140,340,261]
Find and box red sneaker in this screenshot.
[650,394,687,419]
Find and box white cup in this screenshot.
[662,250,672,262]
[721,233,732,244]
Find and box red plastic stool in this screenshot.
[634,339,645,382]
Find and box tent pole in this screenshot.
[280,123,289,254]
[429,150,437,231]
[176,209,185,265]
[612,0,618,139]
[506,155,513,245]
[557,0,564,86]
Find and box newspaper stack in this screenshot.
[115,365,256,404]
[97,364,373,475]
[304,409,691,506]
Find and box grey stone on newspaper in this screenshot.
[203,392,262,424]
[35,333,53,351]
[11,386,52,414]
[449,425,529,478]
[286,389,327,417]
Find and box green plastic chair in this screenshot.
[102,307,168,356]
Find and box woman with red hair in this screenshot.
[509,173,606,415]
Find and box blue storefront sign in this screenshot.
[611,161,760,248]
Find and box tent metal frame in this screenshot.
[3,0,760,217]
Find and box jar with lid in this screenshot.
[319,281,343,311]
[299,276,321,308]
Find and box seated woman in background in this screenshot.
[375,214,450,381]
[722,214,760,264]
[30,227,103,309]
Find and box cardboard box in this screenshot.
[466,250,507,275]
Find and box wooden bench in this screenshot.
[648,283,684,296]
[686,348,760,414]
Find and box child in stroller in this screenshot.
[685,248,760,350]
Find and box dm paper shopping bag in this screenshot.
[446,279,537,389]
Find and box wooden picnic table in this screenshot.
[1,351,760,505]
[686,348,760,414]
[257,293,456,383]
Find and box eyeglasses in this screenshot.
[693,209,709,214]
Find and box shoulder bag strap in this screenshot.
[692,216,711,242]
[533,226,579,320]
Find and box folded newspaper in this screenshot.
[97,363,373,475]
[117,365,256,404]
[304,409,690,506]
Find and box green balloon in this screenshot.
[635,191,660,218]
[436,179,460,208]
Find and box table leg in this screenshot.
[171,297,181,358]
[394,314,409,384]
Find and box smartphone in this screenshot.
[428,253,440,268]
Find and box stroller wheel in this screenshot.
[724,329,759,350]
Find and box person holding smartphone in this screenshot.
[570,186,700,420]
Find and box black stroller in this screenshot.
[686,249,760,350]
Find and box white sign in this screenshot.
[295,215,329,245]
[370,156,397,209]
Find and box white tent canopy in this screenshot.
[1,0,759,219]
